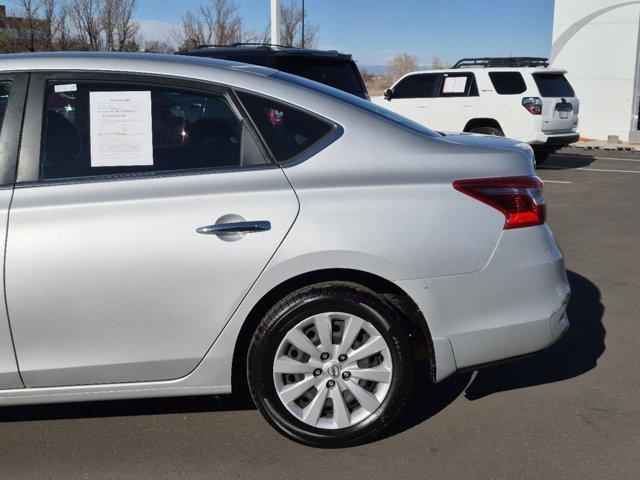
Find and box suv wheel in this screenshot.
[470,126,504,137]
[532,147,552,164]
[247,282,414,447]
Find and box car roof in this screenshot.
[403,66,568,76]
[182,44,354,62]
[0,51,278,77]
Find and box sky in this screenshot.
[136,0,556,67]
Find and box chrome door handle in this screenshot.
[196,221,271,235]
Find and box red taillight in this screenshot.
[453,176,546,229]
[522,97,543,115]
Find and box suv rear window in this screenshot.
[275,58,367,99]
[489,72,527,95]
[533,74,575,97]
[237,91,334,162]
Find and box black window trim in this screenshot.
[0,72,29,187]
[16,71,278,187]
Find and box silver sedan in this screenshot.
[0,52,570,447]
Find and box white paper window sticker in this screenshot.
[443,76,468,94]
[89,91,154,167]
[54,84,77,93]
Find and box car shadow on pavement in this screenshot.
[383,270,605,440]
[0,390,256,423]
[538,154,597,170]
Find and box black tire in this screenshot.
[469,126,504,137]
[247,282,414,448]
[532,147,552,165]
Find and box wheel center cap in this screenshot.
[325,361,341,378]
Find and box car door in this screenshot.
[5,72,300,388]
[0,74,28,390]
[430,72,480,132]
[381,73,439,125]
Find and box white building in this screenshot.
[552,0,640,142]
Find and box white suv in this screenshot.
[374,57,580,163]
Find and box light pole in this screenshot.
[301,0,305,48]
[271,0,281,45]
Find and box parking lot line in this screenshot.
[542,166,640,174]
[544,180,572,184]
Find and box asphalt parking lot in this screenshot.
[0,152,638,479]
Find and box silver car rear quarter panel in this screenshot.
[397,224,570,375]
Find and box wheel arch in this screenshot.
[232,268,437,391]
[463,118,504,133]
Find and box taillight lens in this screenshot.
[522,97,543,115]
[453,176,546,229]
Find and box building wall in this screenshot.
[552,0,640,142]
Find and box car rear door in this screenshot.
[5,72,299,388]
[429,72,480,132]
[532,72,579,134]
[0,74,27,390]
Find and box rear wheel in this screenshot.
[247,282,414,447]
[469,126,504,137]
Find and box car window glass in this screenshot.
[489,72,527,95]
[276,58,367,98]
[393,74,437,99]
[41,81,264,181]
[237,91,334,162]
[533,74,575,98]
[0,81,12,133]
[437,73,478,97]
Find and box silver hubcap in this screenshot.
[272,312,393,430]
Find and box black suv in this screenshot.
[180,43,370,100]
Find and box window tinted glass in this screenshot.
[533,74,575,97]
[0,81,12,132]
[489,72,527,95]
[393,74,437,99]
[41,81,262,180]
[272,70,440,138]
[237,91,334,162]
[437,73,478,97]
[276,58,367,98]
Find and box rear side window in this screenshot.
[275,58,367,98]
[0,81,12,133]
[41,81,265,181]
[489,72,527,95]
[237,91,334,162]
[437,73,479,97]
[533,74,575,97]
[393,74,438,99]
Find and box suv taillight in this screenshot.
[453,176,546,229]
[522,97,543,115]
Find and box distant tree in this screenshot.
[68,0,104,50]
[387,53,419,81]
[143,39,173,53]
[430,56,445,70]
[279,0,318,47]
[102,0,139,52]
[173,0,256,51]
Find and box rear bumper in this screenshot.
[529,132,580,147]
[397,224,571,382]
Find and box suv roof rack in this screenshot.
[451,57,549,69]
[192,42,297,50]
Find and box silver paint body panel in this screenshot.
[0,53,569,404]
